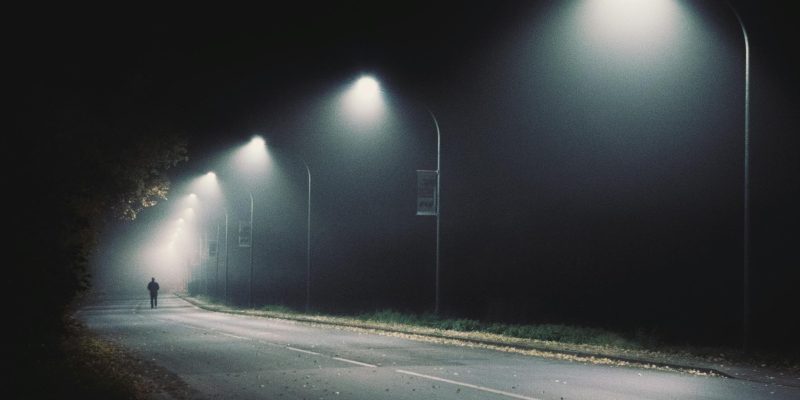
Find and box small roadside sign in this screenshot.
[417,170,438,216]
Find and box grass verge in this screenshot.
[186,294,800,377]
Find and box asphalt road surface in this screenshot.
[77,295,798,400]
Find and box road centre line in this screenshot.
[159,318,261,343]
[332,357,378,368]
[285,346,377,368]
[396,369,542,400]
[286,346,322,356]
[171,321,244,338]
[184,325,374,369]
[218,331,250,340]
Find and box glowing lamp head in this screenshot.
[354,76,380,97]
[342,75,385,124]
[233,135,270,174]
[578,0,680,55]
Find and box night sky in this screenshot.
[15,1,799,351]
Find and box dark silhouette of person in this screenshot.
[147,277,160,308]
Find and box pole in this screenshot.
[185,258,190,294]
[248,191,254,309]
[197,232,203,295]
[426,108,442,315]
[304,161,312,313]
[224,211,229,305]
[728,2,750,352]
[204,230,208,295]
[214,221,221,299]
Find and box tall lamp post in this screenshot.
[427,108,442,315]
[248,190,254,308]
[345,75,443,314]
[223,209,230,305]
[198,172,235,307]
[303,160,312,313]
[233,136,268,309]
[261,143,313,313]
[727,1,751,351]
[586,0,752,350]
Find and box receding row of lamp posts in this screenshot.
[171,76,442,314]
[167,0,752,348]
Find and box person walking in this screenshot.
[147,277,160,308]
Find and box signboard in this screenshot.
[238,221,252,247]
[208,239,218,257]
[416,170,438,216]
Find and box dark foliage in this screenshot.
[9,14,189,395]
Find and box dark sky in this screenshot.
[15,1,797,148]
[15,2,526,142]
[15,1,799,349]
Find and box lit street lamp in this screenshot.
[196,171,243,306]
[345,75,443,314]
[233,136,268,308]
[584,0,751,350]
[183,173,225,298]
[259,141,313,312]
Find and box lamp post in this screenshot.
[345,75,443,314]
[726,1,751,352]
[429,108,442,315]
[231,136,268,309]
[303,160,312,313]
[583,0,752,350]
[223,209,229,305]
[248,190,254,308]
[191,172,225,300]
[261,143,313,313]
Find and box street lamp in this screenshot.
[248,190,254,308]
[233,136,269,308]
[727,1,751,352]
[197,171,240,306]
[344,75,443,314]
[188,172,226,299]
[178,203,198,293]
[170,217,189,292]
[222,208,229,305]
[582,0,751,350]
[302,160,311,313]
[262,143,313,312]
[180,196,200,293]
[198,172,228,302]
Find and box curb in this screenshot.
[176,294,733,379]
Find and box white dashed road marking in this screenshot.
[396,369,542,400]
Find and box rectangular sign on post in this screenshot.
[238,221,251,247]
[208,239,218,257]
[417,170,438,216]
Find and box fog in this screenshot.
[88,0,798,349]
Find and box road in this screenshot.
[76,295,798,400]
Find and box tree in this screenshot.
[10,16,189,377]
